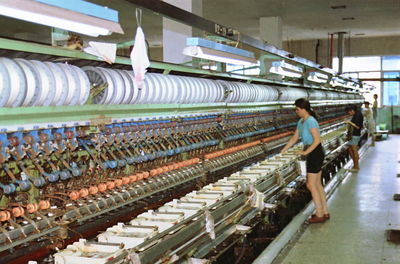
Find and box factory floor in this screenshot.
[279,135,400,264]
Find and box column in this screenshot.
[259,17,282,77]
[162,0,202,64]
[259,16,282,49]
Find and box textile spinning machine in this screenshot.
[0,39,364,264]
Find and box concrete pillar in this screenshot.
[162,0,202,64]
[259,17,282,49]
[337,32,346,74]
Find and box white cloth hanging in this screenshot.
[130,9,150,89]
[84,41,116,64]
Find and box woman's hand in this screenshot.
[295,150,307,156]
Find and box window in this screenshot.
[358,72,380,79]
[382,56,400,71]
[333,55,400,106]
[364,81,381,104]
[332,56,380,72]
[382,72,400,106]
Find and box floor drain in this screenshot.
[386,229,400,244]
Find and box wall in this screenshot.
[377,106,400,133]
[283,36,400,67]
[149,47,163,61]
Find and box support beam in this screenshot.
[124,0,335,75]
[337,32,346,74]
[360,78,400,82]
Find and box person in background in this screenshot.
[345,105,364,172]
[363,101,376,146]
[372,94,378,122]
[281,98,328,223]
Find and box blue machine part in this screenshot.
[54,128,66,139]
[28,130,40,143]
[67,162,82,178]
[0,133,9,158]
[0,183,16,194]
[40,129,53,141]
[122,122,132,132]
[31,177,46,188]
[58,170,71,181]
[126,157,135,165]
[15,180,32,192]
[11,131,27,157]
[117,159,126,167]
[43,172,59,183]
[34,0,119,22]
[103,160,118,169]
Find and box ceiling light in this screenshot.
[0,0,124,37]
[307,72,329,83]
[330,77,346,87]
[183,38,258,66]
[183,46,258,66]
[330,5,346,9]
[349,82,360,89]
[269,61,303,78]
[342,17,355,21]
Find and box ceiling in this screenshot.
[0,0,399,47]
[203,0,400,41]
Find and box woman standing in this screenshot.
[280,98,328,223]
[344,105,363,171]
[363,101,376,147]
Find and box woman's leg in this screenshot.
[371,133,376,146]
[316,170,329,214]
[348,146,355,162]
[307,172,324,217]
[351,145,359,169]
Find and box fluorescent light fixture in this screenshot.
[352,82,360,89]
[343,81,352,89]
[183,38,258,66]
[269,66,302,78]
[0,6,108,36]
[362,83,375,91]
[329,77,346,87]
[0,0,124,37]
[307,72,329,83]
[183,46,258,66]
[269,61,303,78]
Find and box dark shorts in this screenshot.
[306,144,325,173]
[348,136,360,146]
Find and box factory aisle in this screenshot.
[280,135,400,264]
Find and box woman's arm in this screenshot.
[280,129,299,154]
[302,127,321,155]
[345,120,360,129]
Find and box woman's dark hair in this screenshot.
[294,98,318,119]
[345,105,357,113]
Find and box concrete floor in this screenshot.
[280,135,400,264]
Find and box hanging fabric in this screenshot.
[130,8,150,89]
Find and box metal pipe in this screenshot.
[337,32,346,74]
[315,39,320,64]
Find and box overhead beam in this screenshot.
[360,78,400,82]
[124,0,334,75]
